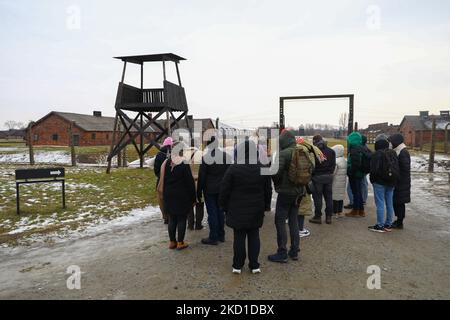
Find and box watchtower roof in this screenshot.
[114,53,186,64]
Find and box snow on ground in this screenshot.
[2,205,161,247]
[129,157,155,168]
[0,147,22,152]
[411,154,450,173]
[0,151,71,164]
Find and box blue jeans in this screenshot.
[372,183,394,227]
[347,175,368,204]
[205,193,225,242]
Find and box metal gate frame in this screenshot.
[279,94,355,134]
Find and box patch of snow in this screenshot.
[0,151,71,164]
[411,154,450,173]
[0,147,22,152]
[129,157,155,168]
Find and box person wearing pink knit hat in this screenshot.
[163,137,174,147]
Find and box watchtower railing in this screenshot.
[117,81,187,111]
[143,88,165,105]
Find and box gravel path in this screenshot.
[1,183,449,300]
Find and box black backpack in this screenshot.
[379,149,400,184]
[361,151,371,174]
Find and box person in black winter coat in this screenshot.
[162,146,196,250]
[219,140,272,273]
[389,133,411,229]
[154,137,173,224]
[310,135,336,225]
[197,137,232,245]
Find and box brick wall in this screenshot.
[399,121,416,146]
[28,113,156,146]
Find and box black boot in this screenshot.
[392,220,404,229]
[309,216,322,224]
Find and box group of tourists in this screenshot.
[153,129,411,274]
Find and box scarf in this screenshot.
[394,143,406,156]
[296,138,325,163]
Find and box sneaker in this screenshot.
[384,224,393,232]
[177,241,189,250]
[232,268,241,274]
[268,252,288,263]
[251,268,261,274]
[344,204,353,209]
[299,229,311,238]
[201,238,218,245]
[309,216,322,224]
[368,225,386,233]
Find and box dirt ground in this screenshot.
[0,176,449,300]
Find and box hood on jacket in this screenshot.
[389,133,404,149]
[347,131,362,148]
[332,144,345,158]
[279,130,296,150]
[375,139,389,151]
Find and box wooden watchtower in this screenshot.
[106,53,191,172]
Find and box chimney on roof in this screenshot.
[419,111,429,119]
[93,111,102,117]
[440,110,449,118]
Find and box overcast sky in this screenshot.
[1,0,449,130]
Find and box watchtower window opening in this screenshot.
[52,134,58,141]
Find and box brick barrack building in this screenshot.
[27,111,215,147]
[398,110,450,147]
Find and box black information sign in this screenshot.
[15,167,66,215]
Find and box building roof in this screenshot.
[400,116,426,131]
[34,111,156,133]
[400,115,450,131]
[114,53,186,65]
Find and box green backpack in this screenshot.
[288,146,315,186]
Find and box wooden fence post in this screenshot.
[122,144,127,167]
[428,118,436,173]
[28,121,35,165]
[69,121,76,167]
[445,123,450,154]
[117,121,122,168]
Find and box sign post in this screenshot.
[15,168,66,215]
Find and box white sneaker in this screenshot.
[232,268,241,274]
[251,268,261,274]
[299,229,311,238]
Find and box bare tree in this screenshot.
[339,113,348,131]
[4,120,25,130]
